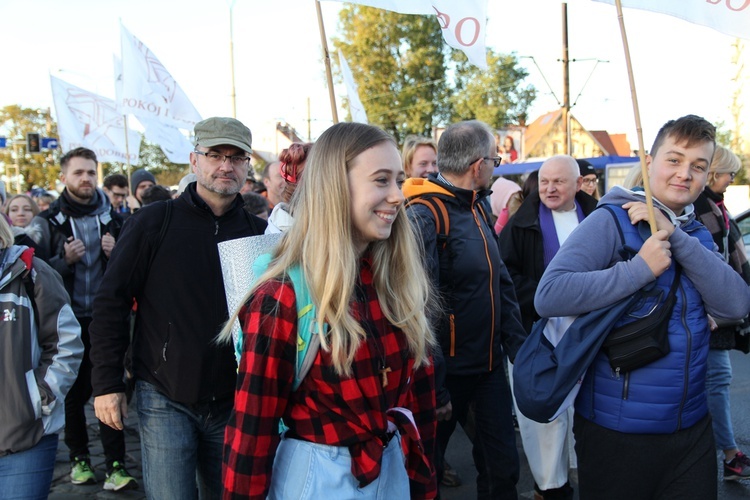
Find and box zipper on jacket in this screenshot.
[153,322,171,385]
[622,372,630,400]
[449,314,456,357]
[470,193,495,371]
[677,285,690,431]
[214,220,219,236]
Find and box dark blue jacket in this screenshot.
[403,176,525,377]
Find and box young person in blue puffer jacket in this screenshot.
[535,115,750,499]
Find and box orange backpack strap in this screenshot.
[406,196,450,248]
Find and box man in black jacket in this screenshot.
[33,147,134,490]
[499,155,597,500]
[403,120,526,500]
[90,117,267,499]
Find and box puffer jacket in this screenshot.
[403,176,525,376]
[575,205,715,433]
[536,185,750,434]
[0,246,83,456]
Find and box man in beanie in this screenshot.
[33,147,135,491]
[90,117,267,498]
[126,168,156,212]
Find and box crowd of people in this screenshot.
[0,113,748,500]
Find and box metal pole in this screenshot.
[229,1,237,118]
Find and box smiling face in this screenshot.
[538,156,582,212]
[408,145,438,179]
[7,197,35,227]
[348,142,405,255]
[647,135,713,214]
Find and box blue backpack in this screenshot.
[239,253,326,390]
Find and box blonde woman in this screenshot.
[222,123,438,499]
[694,145,750,480]
[402,135,438,179]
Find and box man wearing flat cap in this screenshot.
[89,117,267,499]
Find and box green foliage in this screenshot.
[335,6,450,144]
[334,6,535,144]
[449,49,536,127]
[0,105,60,192]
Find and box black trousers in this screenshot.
[64,316,126,470]
[573,412,717,500]
[436,367,519,500]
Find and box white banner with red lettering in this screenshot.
[114,56,192,164]
[322,0,488,69]
[50,76,141,164]
[592,0,749,40]
[120,23,202,129]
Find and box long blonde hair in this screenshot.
[222,122,435,376]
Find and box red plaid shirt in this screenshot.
[222,257,437,499]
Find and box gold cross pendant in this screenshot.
[379,366,392,388]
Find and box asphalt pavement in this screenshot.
[48,351,750,499]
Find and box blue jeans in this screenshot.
[706,349,737,451]
[0,433,58,500]
[136,380,232,500]
[268,432,408,499]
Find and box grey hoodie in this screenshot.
[535,186,750,322]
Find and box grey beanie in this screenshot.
[131,169,157,196]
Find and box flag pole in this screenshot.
[614,0,657,234]
[315,0,339,124]
[123,114,132,188]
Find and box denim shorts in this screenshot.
[268,432,408,499]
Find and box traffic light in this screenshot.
[27,133,41,153]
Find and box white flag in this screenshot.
[114,55,192,164]
[120,23,203,128]
[338,52,368,124]
[322,0,488,69]
[592,0,749,40]
[141,118,193,164]
[50,76,141,164]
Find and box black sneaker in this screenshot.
[724,451,750,481]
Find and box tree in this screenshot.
[449,49,536,128]
[0,105,60,192]
[334,6,536,143]
[335,6,450,144]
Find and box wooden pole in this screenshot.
[614,0,657,234]
[562,2,570,155]
[315,0,339,124]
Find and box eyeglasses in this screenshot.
[728,172,737,181]
[194,150,251,167]
[470,157,502,168]
[582,178,598,185]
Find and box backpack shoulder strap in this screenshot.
[147,200,173,272]
[407,195,450,248]
[286,263,325,390]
